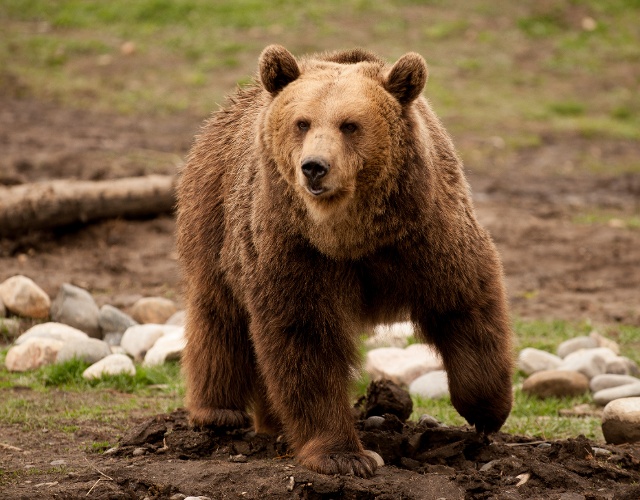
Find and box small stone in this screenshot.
[0,275,51,319]
[365,321,415,348]
[606,356,638,376]
[143,328,185,366]
[50,283,101,338]
[169,495,187,500]
[557,336,598,358]
[365,344,442,385]
[593,382,640,406]
[120,324,166,361]
[409,370,449,399]
[602,397,640,444]
[590,374,640,393]
[99,304,138,336]
[229,454,247,463]
[103,447,119,455]
[165,310,185,326]
[418,414,442,428]
[82,353,136,379]
[15,322,88,345]
[363,449,384,467]
[558,347,618,379]
[590,331,620,355]
[5,337,63,371]
[50,460,66,466]
[130,297,178,324]
[363,416,386,431]
[56,338,112,364]
[592,447,612,457]
[132,447,146,456]
[518,348,562,375]
[184,497,211,500]
[522,370,589,398]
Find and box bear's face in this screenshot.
[259,46,428,224]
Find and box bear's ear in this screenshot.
[259,45,301,95]
[384,52,428,105]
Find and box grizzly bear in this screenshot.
[176,45,514,478]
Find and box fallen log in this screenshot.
[0,175,176,237]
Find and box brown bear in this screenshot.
[176,45,514,478]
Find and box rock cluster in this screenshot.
[1,275,184,379]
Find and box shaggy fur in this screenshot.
[176,45,514,478]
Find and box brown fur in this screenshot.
[176,45,514,478]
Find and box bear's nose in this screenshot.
[301,157,329,183]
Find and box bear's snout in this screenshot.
[301,156,330,195]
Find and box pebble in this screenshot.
[606,356,638,376]
[518,347,562,375]
[365,344,442,385]
[82,353,136,379]
[590,374,640,393]
[5,337,64,371]
[99,304,138,336]
[120,324,166,361]
[522,370,589,398]
[130,297,178,324]
[165,310,186,326]
[0,275,51,319]
[602,397,640,444]
[50,283,101,338]
[558,347,618,379]
[132,447,146,456]
[363,449,385,467]
[557,336,598,358]
[50,460,66,466]
[418,414,442,428]
[56,338,112,364]
[15,322,88,345]
[365,321,415,348]
[229,454,248,463]
[363,416,386,431]
[143,328,185,366]
[408,370,449,399]
[593,382,640,406]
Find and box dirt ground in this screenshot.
[1,89,640,499]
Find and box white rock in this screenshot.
[120,324,177,361]
[50,283,101,338]
[143,329,186,366]
[558,347,618,379]
[82,353,136,379]
[56,338,112,364]
[5,337,64,371]
[557,336,598,358]
[593,382,640,406]
[0,275,51,319]
[518,348,563,375]
[606,356,638,376]
[165,310,186,326]
[590,331,620,355]
[590,374,640,393]
[365,321,415,348]
[409,370,449,399]
[15,322,88,345]
[602,397,640,444]
[130,297,178,324]
[365,344,442,386]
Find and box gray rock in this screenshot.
[593,382,640,406]
[363,416,386,431]
[103,332,124,347]
[522,370,589,398]
[558,347,618,379]
[56,338,112,364]
[418,414,442,428]
[590,374,640,393]
[165,310,186,326]
[99,304,138,336]
[557,336,598,358]
[5,337,64,372]
[606,356,639,376]
[602,397,640,444]
[0,275,51,319]
[518,348,562,375]
[15,322,88,345]
[408,370,449,399]
[82,353,136,379]
[130,297,178,324]
[50,283,101,338]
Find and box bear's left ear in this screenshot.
[384,52,428,105]
[259,45,301,95]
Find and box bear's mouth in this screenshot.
[306,184,328,196]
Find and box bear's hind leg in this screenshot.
[182,293,255,429]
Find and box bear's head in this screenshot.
[258,45,428,226]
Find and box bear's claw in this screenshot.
[300,452,378,478]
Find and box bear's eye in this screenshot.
[297,120,310,132]
[340,122,358,134]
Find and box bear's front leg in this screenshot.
[250,316,377,477]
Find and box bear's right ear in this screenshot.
[384,52,428,105]
[259,45,301,95]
